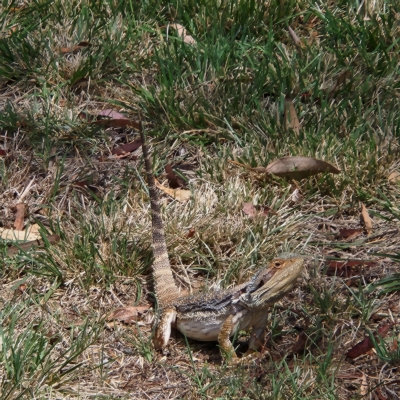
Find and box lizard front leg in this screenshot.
[244,313,269,357]
[154,308,177,350]
[218,315,238,361]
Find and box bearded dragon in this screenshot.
[139,125,304,361]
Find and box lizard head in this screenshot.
[241,257,304,309]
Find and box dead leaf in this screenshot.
[7,234,60,256]
[284,97,300,135]
[326,259,376,278]
[60,41,91,54]
[13,203,27,231]
[243,203,257,217]
[165,164,184,188]
[361,204,373,236]
[373,388,388,400]
[338,228,363,240]
[290,187,303,203]
[186,228,196,238]
[112,138,142,156]
[388,171,400,183]
[108,306,150,324]
[360,373,368,396]
[97,109,127,119]
[155,179,191,202]
[91,118,141,130]
[328,70,352,100]
[171,23,196,45]
[266,156,340,180]
[346,323,393,359]
[243,203,277,218]
[288,26,302,49]
[290,331,308,355]
[0,149,6,156]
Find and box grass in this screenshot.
[1,0,400,398]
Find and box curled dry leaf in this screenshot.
[284,97,300,136]
[338,228,363,240]
[288,26,302,49]
[60,41,91,54]
[155,179,191,202]
[266,156,340,180]
[97,109,127,119]
[361,204,373,236]
[388,171,400,183]
[243,203,257,217]
[165,164,184,188]
[325,259,377,278]
[346,322,393,359]
[186,228,196,238]
[108,305,151,324]
[91,118,141,130]
[13,203,27,231]
[243,203,277,218]
[290,331,308,355]
[360,373,368,396]
[7,234,60,256]
[112,138,142,156]
[171,23,196,45]
[328,70,352,100]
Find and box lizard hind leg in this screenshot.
[153,308,177,350]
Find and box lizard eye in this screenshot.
[274,261,282,267]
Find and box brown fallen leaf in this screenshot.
[242,203,257,217]
[97,109,127,119]
[243,203,277,218]
[328,70,352,100]
[325,259,377,277]
[186,228,196,238]
[373,387,388,400]
[266,156,340,180]
[7,234,60,256]
[361,204,373,236]
[60,41,91,54]
[288,26,302,49]
[290,331,308,355]
[284,97,300,135]
[165,164,184,189]
[108,305,150,324]
[346,322,393,359]
[0,149,6,156]
[13,203,27,231]
[338,228,363,240]
[155,179,191,202]
[388,171,400,183]
[171,23,196,45]
[112,138,142,156]
[360,373,368,396]
[91,118,141,130]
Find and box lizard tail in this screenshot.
[139,123,180,307]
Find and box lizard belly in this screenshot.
[176,315,226,341]
[175,308,257,341]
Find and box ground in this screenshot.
[0,0,400,399]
